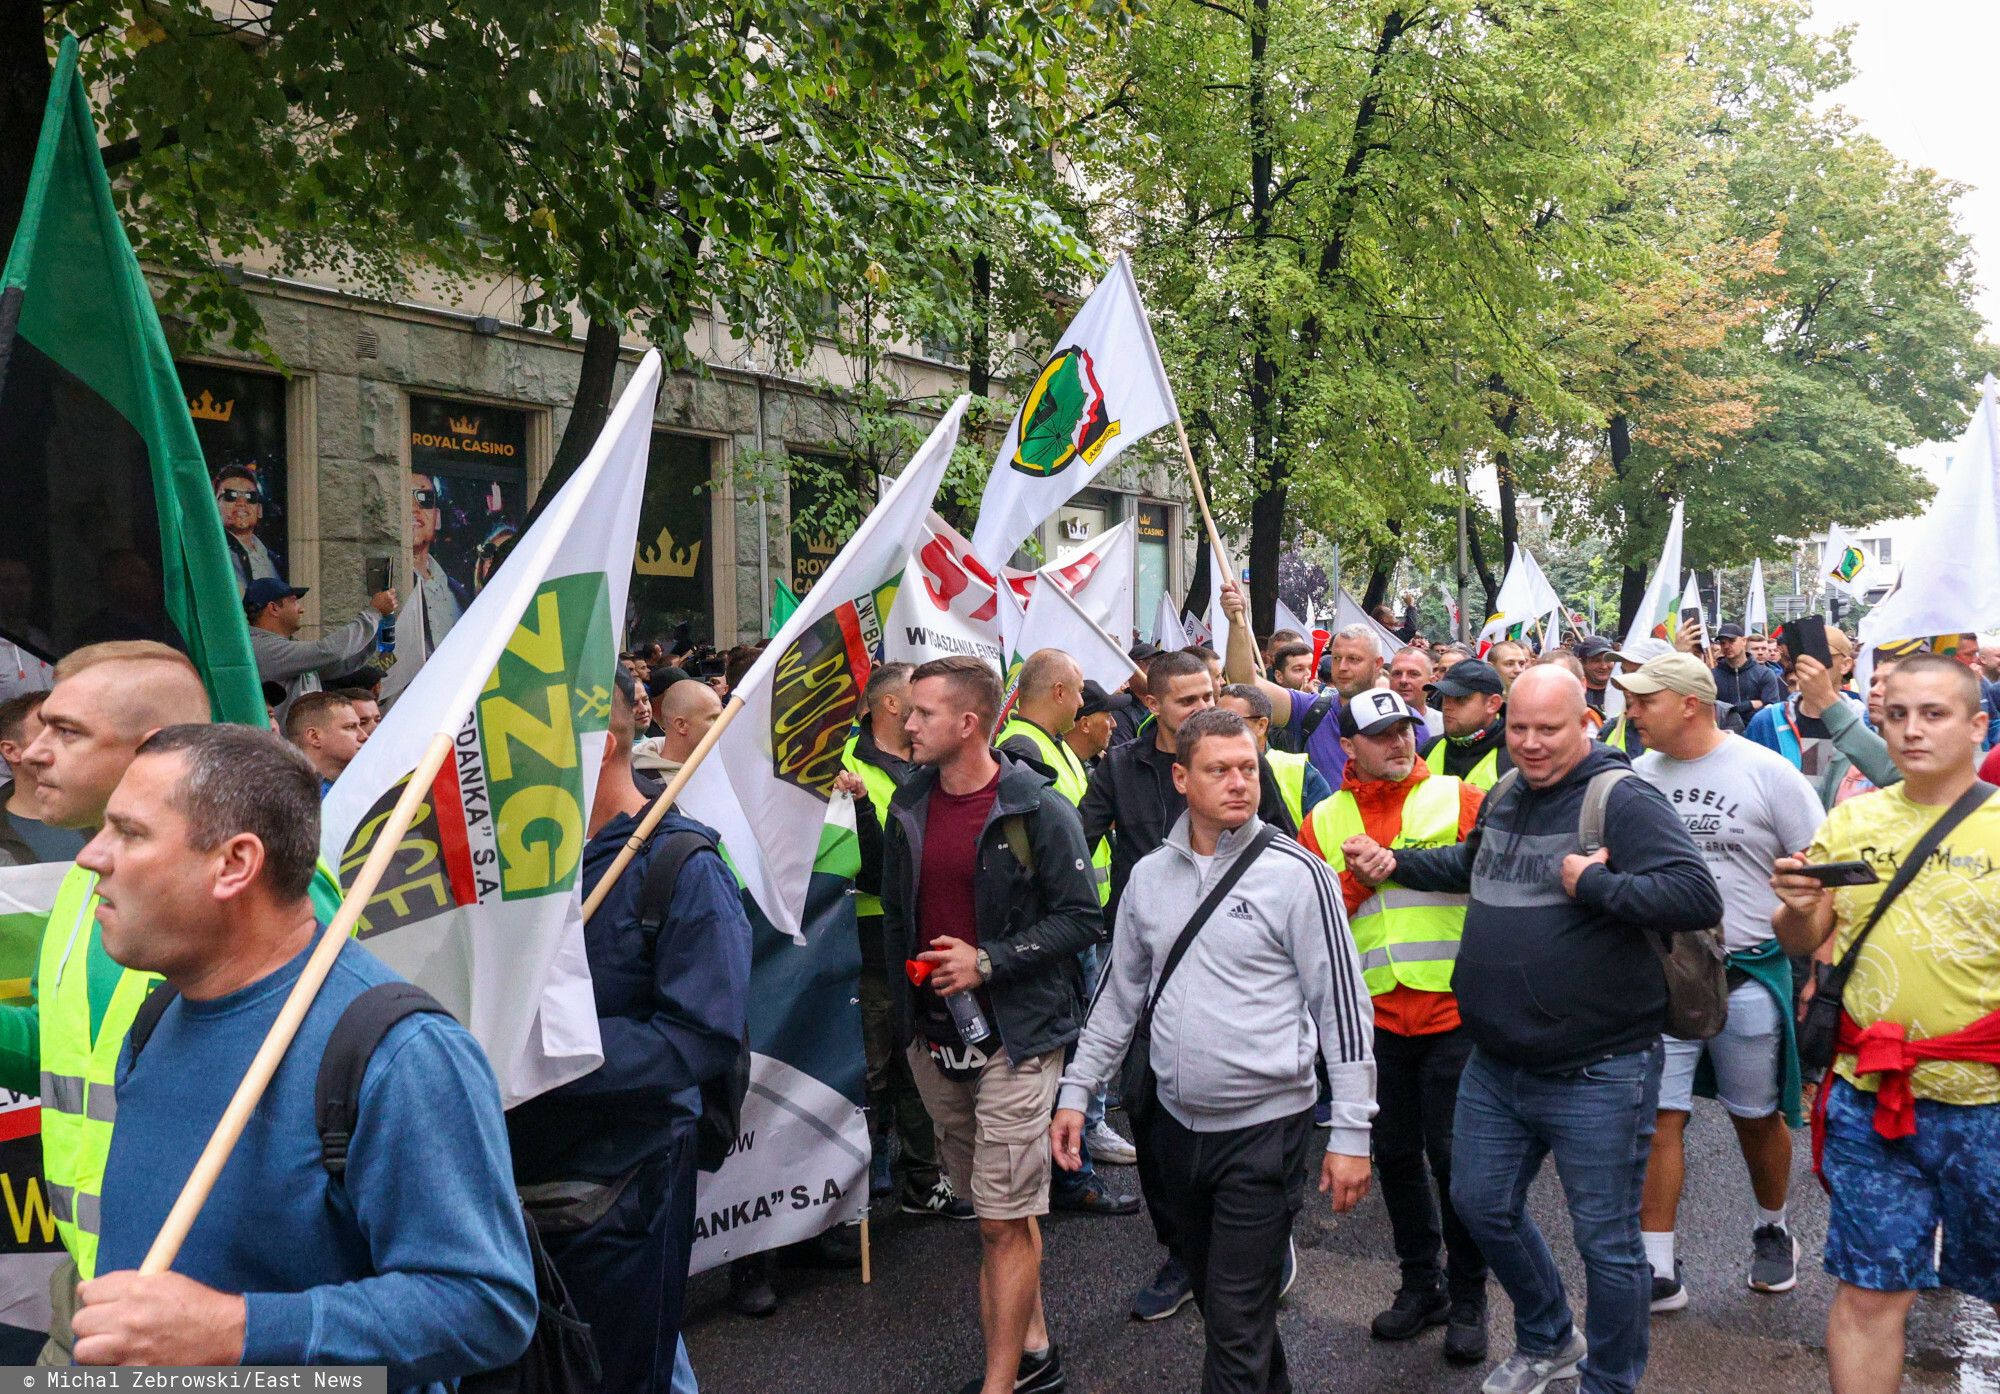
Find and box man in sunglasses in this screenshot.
[213,466,286,595]
[383,471,471,701]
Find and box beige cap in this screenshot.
[1611,652,1717,701]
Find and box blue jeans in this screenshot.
[671,1336,698,1394]
[1052,944,1103,1198]
[1451,1045,1662,1394]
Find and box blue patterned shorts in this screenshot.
[1821,1077,2000,1300]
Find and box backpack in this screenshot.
[635,827,750,1173]
[1485,767,1728,1041]
[129,980,601,1394]
[1267,691,1336,756]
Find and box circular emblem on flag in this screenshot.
[1010,346,1112,478]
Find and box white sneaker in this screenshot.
[1086,1121,1138,1166]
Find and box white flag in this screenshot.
[1820,523,1872,600]
[1861,375,2000,656]
[881,513,1006,670]
[681,399,970,938]
[969,255,1177,565]
[1274,597,1309,639]
[1476,545,1565,653]
[1001,555,1138,699]
[1745,558,1768,633]
[1621,499,1686,649]
[1332,588,1403,662]
[321,352,664,1106]
[1205,544,1244,663]
[1152,592,1189,649]
[1183,609,1213,647]
[1038,518,1136,646]
[1679,573,1705,635]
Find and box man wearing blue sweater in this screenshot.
[76,724,535,1387]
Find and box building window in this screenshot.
[632,432,715,646]
[1135,500,1174,636]
[406,396,530,603]
[787,451,871,596]
[179,364,290,595]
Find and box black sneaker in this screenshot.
[728,1255,778,1318]
[1444,1297,1489,1364]
[1131,1257,1194,1321]
[1370,1287,1450,1341]
[902,1177,976,1220]
[1278,1237,1298,1303]
[1748,1223,1799,1293]
[955,1345,1066,1394]
[1050,1178,1140,1216]
[1650,1262,1688,1314]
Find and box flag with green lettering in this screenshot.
[319,353,663,1107]
[0,865,69,1331]
[0,37,261,723]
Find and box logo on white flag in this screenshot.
[1012,346,1119,478]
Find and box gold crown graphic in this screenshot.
[800,532,840,556]
[448,414,481,436]
[188,389,234,423]
[635,526,701,579]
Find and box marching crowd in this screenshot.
[0,574,1995,1394]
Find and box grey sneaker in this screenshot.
[1748,1223,1799,1293]
[1481,1326,1587,1394]
[1086,1121,1139,1166]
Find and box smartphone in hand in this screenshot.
[1791,860,1879,887]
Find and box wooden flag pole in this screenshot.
[580,692,746,922]
[1171,415,1234,581]
[141,728,455,1273]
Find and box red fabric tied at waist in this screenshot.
[1811,1008,2000,1192]
[1842,1010,2000,1140]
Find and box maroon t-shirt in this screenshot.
[914,766,1000,1049]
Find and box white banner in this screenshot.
[682,399,969,937]
[320,353,664,1106]
[1152,592,1189,649]
[1745,557,1768,633]
[881,513,1006,670]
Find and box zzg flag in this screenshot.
[1820,523,1871,600]
[968,256,1176,566]
[682,398,970,938]
[320,353,664,1107]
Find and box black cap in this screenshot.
[1078,680,1134,718]
[242,577,308,613]
[1129,641,1162,663]
[1427,658,1502,699]
[1714,623,1745,641]
[1574,635,1616,659]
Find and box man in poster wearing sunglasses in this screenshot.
[213,466,287,595]
[384,470,470,700]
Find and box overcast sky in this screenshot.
[1809,0,2000,333]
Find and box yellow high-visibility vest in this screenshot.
[841,731,903,919]
[994,718,1111,905]
[1307,775,1470,996]
[1422,735,1502,791]
[1268,749,1309,829]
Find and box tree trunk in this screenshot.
[1466,520,1499,620]
[1247,482,1284,637]
[1361,520,1401,612]
[530,316,625,523]
[968,250,991,398]
[1490,379,1522,569]
[1609,411,1645,634]
[0,4,53,258]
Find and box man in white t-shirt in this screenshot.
[1618,653,1826,1314]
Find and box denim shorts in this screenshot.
[1659,979,1782,1119]
[1821,1077,2000,1300]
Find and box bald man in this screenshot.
[1344,667,1721,1394]
[3,643,345,1360]
[634,679,726,793]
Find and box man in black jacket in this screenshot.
[1344,667,1721,1394]
[1710,624,1783,727]
[884,657,1101,1394]
[1079,646,1299,1323]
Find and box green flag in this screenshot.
[769,578,800,633]
[0,37,263,724]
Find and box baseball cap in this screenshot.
[1339,688,1422,738]
[242,578,308,613]
[1573,635,1616,659]
[1128,641,1162,664]
[1609,636,1674,666]
[1612,652,1718,702]
[1078,680,1134,719]
[1714,623,1745,641]
[1428,658,1501,699]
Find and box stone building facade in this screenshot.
[175,270,1190,653]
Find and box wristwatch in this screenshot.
[975,949,992,982]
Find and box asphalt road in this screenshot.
[684,1097,2000,1394]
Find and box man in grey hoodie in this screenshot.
[1053,707,1375,1394]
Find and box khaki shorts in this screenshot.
[907,1044,1062,1221]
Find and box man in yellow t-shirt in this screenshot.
[1772,654,2000,1394]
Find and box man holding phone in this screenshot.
[1772,655,2000,1394]
[1710,624,1783,727]
[1616,654,1825,1313]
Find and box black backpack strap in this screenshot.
[316,982,452,1179]
[1299,691,1338,742]
[635,828,720,937]
[125,982,179,1066]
